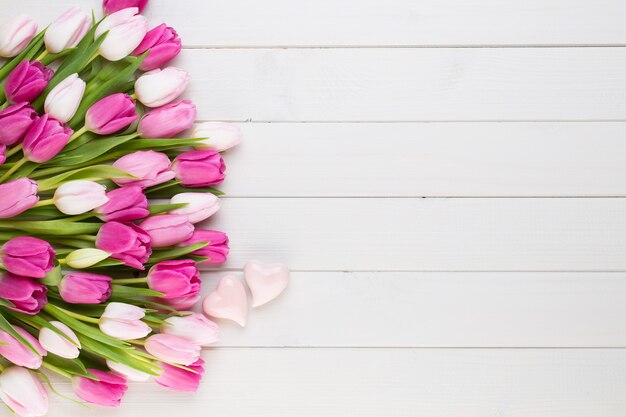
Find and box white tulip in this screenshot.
[161,312,219,346]
[170,192,220,224]
[106,359,151,382]
[44,7,91,54]
[65,248,111,269]
[95,7,147,61]
[193,122,242,152]
[134,67,189,108]
[54,180,108,215]
[44,73,85,122]
[0,367,49,417]
[38,321,81,359]
[0,15,37,58]
[99,302,152,340]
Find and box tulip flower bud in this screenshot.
[0,326,46,369]
[134,67,189,108]
[0,178,39,219]
[53,180,109,215]
[73,369,127,407]
[0,367,49,417]
[44,7,91,54]
[0,273,47,314]
[99,302,151,340]
[193,121,242,152]
[85,93,138,135]
[95,7,148,61]
[0,15,37,58]
[59,272,112,304]
[0,145,5,166]
[112,150,175,188]
[147,260,200,308]
[94,185,149,222]
[133,24,181,71]
[5,61,54,104]
[43,73,85,123]
[138,100,196,138]
[0,102,38,146]
[180,230,229,266]
[139,214,194,247]
[1,237,55,278]
[161,313,219,346]
[38,321,80,359]
[145,334,200,365]
[96,222,151,270]
[155,358,204,392]
[169,192,220,224]
[106,360,150,382]
[65,248,111,269]
[172,150,226,187]
[103,0,148,15]
[23,114,73,163]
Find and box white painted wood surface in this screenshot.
[5,0,626,416]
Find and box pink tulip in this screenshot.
[85,93,138,135]
[0,273,47,314]
[0,326,46,369]
[137,100,196,138]
[139,214,194,247]
[5,61,53,104]
[58,272,112,304]
[147,260,200,306]
[106,360,150,382]
[38,321,80,359]
[0,16,37,58]
[103,0,148,14]
[180,230,229,266]
[133,24,181,71]
[73,369,127,407]
[1,237,55,278]
[99,302,151,340]
[112,150,175,188]
[0,178,38,219]
[94,186,149,222]
[172,150,225,187]
[96,222,151,270]
[155,358,204,392]
[44,7,91,54]
[23,114,73,163]
[0,145,5,166]
[161,313,219,346]
[145,334,200,365]
[0,102,38,146]
[0,367,48,417]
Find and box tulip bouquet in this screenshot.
[0,1,284,415]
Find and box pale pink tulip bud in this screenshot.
[161,313,219,346]
[94,185,149,222]
[133,24,181,71]
[1,237,55,278]
[58,272,112,304]
[0,367,48,417]
[53,180,109,215]
[22,114,73,163]
[44,73,85,123]
[137,100,196,138]
[96,222,151,270]
[0,273,47,315]
[154,358,204,392]
[0,178,38,218]
[147,260,200,307]
[0,326,46,369]
[106,360,150,382]
[38,321,80,359]
[193,122,242,152]
[95,7,148,61]
[169,192,220,224]
[85,93,137,135]
[139,214,194,247]
[44,7,91,54]
[73,369,127,407]
[0,102,38,146]
[172,150,225,187]
[180,230,229,266]
[112,150,175,188]
[0,15,37,58]
[99,302,151,340]
[145,334,200,365]
[103,0,148,15]
[5,61,53,104]
[134,67,189,108]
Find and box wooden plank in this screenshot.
[221,122,626,197]
[205,198,626,271]
[45,348,626,417]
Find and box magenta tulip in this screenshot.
[172,150,225,187]
[23,114,73,163]
[145,334,200,365]
[1,237,55,278]
[0,273,47,314]
[155,358,204,392]
[0,102,37,146]
[112,150,175,188]
[5,61,53,104]
[137,100,196,138]
[94,186,149,222]
[103,0,148,14]
[180,230,229,266]
[0,178,39,218]
[96,222,151,270]
[58,272,112,304]
[73,369,127,407]
[133,24,181,71]
[0,326,46,369]
[85,93,138,135]
[147,260,200,306]
[139,214,194,247]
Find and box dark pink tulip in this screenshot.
[96,222,151,270]
[0,326,46,369]
[23,114,73,163]
[85,93,138,135]
[94,186,149,222]
[138,100,196,138]
[172,150,225,187]
[147,260,200,307]
[155,358,204,392]
[58,272,112,304]
[103,0,148,14]
[139,214,194,247]
[180,230,229,266]
[112,150,175,189]
[0,178,39,218]
[5,61,53,104]
[0,102,38,146]
[133,24,181,71]
[73,369,127,407]
[0,273,47,314]
[1,237,55,278]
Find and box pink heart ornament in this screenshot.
[203,275,248,327]
[244,260,290,307]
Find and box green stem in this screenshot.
[35,50,49,62]
[0,363,5,372]
[33,199,55,208]
[69,126,88,142]
[111,277,148,285]
[0,102,8,111]
[0,158,26,182]
[74,234,96,241]
[5,143,22,158]
[68,213,95,222]
[127,339,145,346]
[41,361,72,380]
[46,304,100,324]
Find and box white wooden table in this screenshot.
[7,0,626,415]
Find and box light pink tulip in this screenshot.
[0,326,46,369]
[106,360,150,382]
[169,192,220,224]
[155,358,204,392]
[180,230,229,266]
[1,237,55,278]
[73,369,127,407]
[96,222,152,270]
[0,15,37,58]
[85,93,137,135]
[134,67,189,108]
[23,114,73,163]
[161,313,219,346]
[133,24,181,71]
[43,73,85,123]
[0,273,47,315]
[193,122,242,152]
[0,102,38,146]
[94,185,149,222]
[145,334,200,365]
[0,367,48,417]
[0,178,38,218]
[139,214,194,247]
[44,7,91,54]
[112,150,175,188]
[58,272,112,304]
[95,7,147,61]
[147,260,200,308]
[38,321,80,359]
[99,302,151,340]
[138,100,196,138]
[172,150,225,187]
[103,0,148,15]
[5,61,53,104]
[53,180,109,215]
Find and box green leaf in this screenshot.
[0,299,14,308]
[111,285,164,299]
[148,203,188,215]
[118,137,204,151]
[43,354,90,377]
[0,220,101,236]
[45,134,137,167]
[37,165,136,191]
[78,336,161,375]
[0,312,39,354]
[4,310,75,344]
[146,181,224,197]
[41,263,62,286]
[148,242,209,264]
[90,258,125,268]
